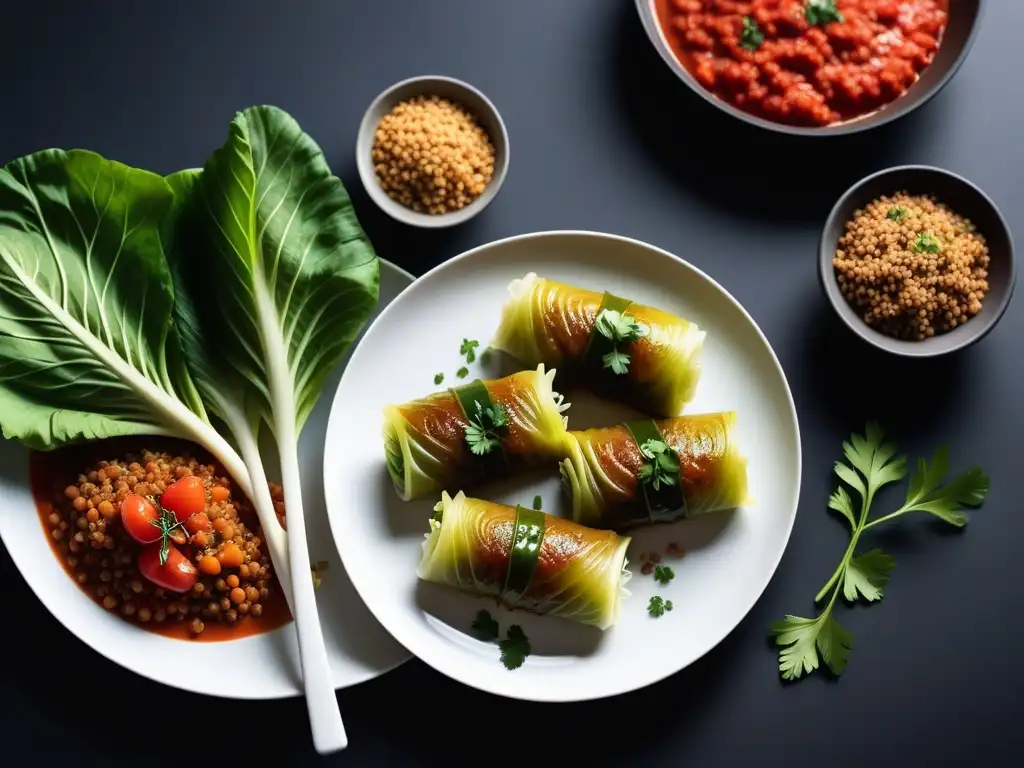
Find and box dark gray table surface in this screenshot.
[1,1,1021,765]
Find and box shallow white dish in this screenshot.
[323,231,801,701]
[0,260,414,700]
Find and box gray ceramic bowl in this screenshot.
[635,0,984,136]
[356,75,509,228]
[820,165,1015,357]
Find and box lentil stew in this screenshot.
[33,438,291,642]
[655,0,949,127]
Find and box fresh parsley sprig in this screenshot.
[648,596,674,617]
[464,401,509,456]
[638,439,679,491]
[770,423,988,681]
[595,308,647,375]
[806,0,844,26]
[741,16,764,51]
[913,233,942,254]
[499,625,531,670]
[471,609,499,641]
[460,338,480,363]
[653,564,675,586]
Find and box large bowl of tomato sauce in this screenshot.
[637,0,983,135]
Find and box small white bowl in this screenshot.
[356,75,510,228]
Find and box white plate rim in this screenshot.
[0,258,415,700]
[323,230,802,702]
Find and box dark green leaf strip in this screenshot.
[582,291,634,368]
[625,419,686,523]
[450,379,493,421]
[501,505,546,605]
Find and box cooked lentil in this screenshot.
[372,95,495,215]
[834,192,990,341]
[39,447,287,638]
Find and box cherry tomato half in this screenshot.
[160,476,206,522]
[137,544,198,593]
[120,495,161,544]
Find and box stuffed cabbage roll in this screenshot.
[418,491,631,630]
[383,365,570,501]
[491,273,705,417]
[560,411,749,529]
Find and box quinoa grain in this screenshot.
[834,192,990,341]
[372,95,495,215]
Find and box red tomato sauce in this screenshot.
[654,0,948,127]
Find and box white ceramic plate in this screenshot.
[0,260,413,700]
[323,231,801,701]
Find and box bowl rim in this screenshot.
[355,74,510,229]
[819,164,1017,358]
[633,0,987,137]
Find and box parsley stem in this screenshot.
[815,487,875,602]
[861,505,912,531]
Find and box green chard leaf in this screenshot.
[168,106,380,726]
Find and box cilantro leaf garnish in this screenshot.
[770,423,988,680]
[460,338,479,363]
[806,0,844,26]
[471,609,499,641]
[464,400,509,456]
[741,16,764,50]
[595,308,647,375]
[433,372,444,385]
[456,366,469,379]
[886,206,906,221]
[653,564,675,586]
[648,596,666,617]
[665,600,674,611]
[499,625,531,670]
[638,439,680,491]
[913,233,942,254]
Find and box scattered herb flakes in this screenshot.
[456,366,470,379]
[665,600,674,612]
[433,372,444,385]
[913,233,942,254]
[886,206,906,222]
[595,308,647,375]
[460,338,480,363]
[471,609,500,641]
[638,439,680,492]
[806,0,843,26]
[741,16,764,50]
[464,401,508,456]
[533,495,543,510]
[648,596,667,618]
[770,423,989,681]
[499,625,531,670]
[653,564,675,586]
